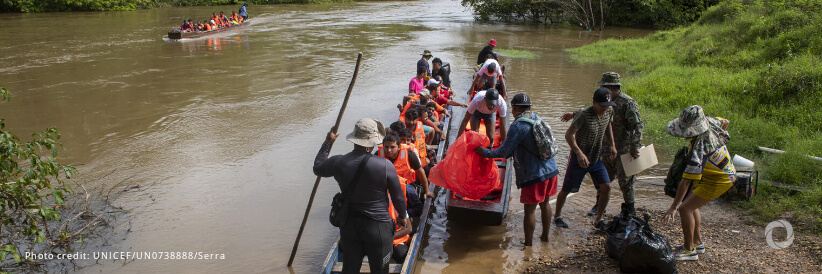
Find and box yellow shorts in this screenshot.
[691,180,732,200]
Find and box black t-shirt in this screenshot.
[477,45,495,65]
[432,63,451,88]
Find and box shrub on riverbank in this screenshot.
[568,0,822,235]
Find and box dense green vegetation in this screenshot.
[0,0,367,12]
[0,87,77,264]
[569,0,822,235]
[460,0,719,29]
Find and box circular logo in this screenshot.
[765,219,794,250]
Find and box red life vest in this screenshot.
[378,144,416,184]
[388,178,409,246]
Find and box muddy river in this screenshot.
[0,1,659,272]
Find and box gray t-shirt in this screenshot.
[571,106,613,164]
[313,143,408,222]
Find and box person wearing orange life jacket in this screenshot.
[428,81,467,108]
[219,11,230,26]
[399,90,446,141]
[231,11,241,24]
[377,132,435,199]
[211,13,220,27]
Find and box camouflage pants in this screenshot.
[601,152,636,204]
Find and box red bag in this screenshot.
[429,131,500,199]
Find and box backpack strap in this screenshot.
[343,153,372,198]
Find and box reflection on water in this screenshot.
[178,36,251,52]
[0,1,654,273]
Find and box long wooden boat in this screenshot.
[167,19,251,40]
[319,106,451,274]
[443,75,514,226]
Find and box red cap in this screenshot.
[489,39,497,47]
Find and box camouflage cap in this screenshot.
[597,72,622,86]
[665,105,710,138]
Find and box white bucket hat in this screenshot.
[346,118,385,147]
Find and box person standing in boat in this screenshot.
[553,88,617,229]
[474,93,560,246]
[239,3,249,20]
[457,88,508,148]
[418,50,433,76]
[314,118,410,274]
[477,39,498,66]
[472,59,503,92]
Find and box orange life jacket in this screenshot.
[410,121,428,167]
[388,178,409,246]
[205,23,213,31]
[378,144,416,184]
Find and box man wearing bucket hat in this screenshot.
[477,39,498,66]
[662,105,734,261]
[474,93,560,246]
[313,118,411,273]
[418,50,433,77]
[561,72,645,217]
[553,88,617,229]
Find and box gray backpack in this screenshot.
[515,115,559,160]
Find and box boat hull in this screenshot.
[168,19,251,40]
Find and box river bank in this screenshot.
[523,202,822,273]
[567,0,822,236]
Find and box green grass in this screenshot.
[568,0,822,235]
[495,49,538,59]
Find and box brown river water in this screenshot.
[0,1,661,273]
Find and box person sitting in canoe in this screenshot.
[376,132,434,199]
[231,11,243,24]
[219,12,231,27]
[427,81,467,108]
[196,21,205,31]
[179,20,194,32]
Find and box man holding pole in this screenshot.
[313,118,411,274]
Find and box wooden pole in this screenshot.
[287,52,363,267]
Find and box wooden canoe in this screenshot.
[443,74,513,226]
[319,106,452,274]
[167,19,251,40]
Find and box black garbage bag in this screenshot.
[604,204,648,260]
[619,224,677,274]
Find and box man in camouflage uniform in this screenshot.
[561,72,644,214]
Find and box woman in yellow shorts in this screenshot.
[663,105,735,261]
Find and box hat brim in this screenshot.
[345,120,385,147]
[511,103,531,106]
[597,81,622,86]
[597,101,617,107]
[346,133,382,147]
[665,117,709,138]
[486,99,498,105]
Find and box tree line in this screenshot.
[461,0,721,30]
[0,0,358,12]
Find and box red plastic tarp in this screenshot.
[429,131,500,199]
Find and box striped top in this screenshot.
[571,106,613,163]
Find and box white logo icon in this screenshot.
[765,219,794,250]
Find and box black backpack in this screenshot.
[664,146,689,198]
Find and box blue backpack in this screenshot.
[515,114,559,160]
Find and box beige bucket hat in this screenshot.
[346,118,386,147]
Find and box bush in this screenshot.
[0,87,77,263]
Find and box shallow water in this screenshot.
[0,1,654,272]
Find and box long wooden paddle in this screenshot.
[287,52,363,267]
